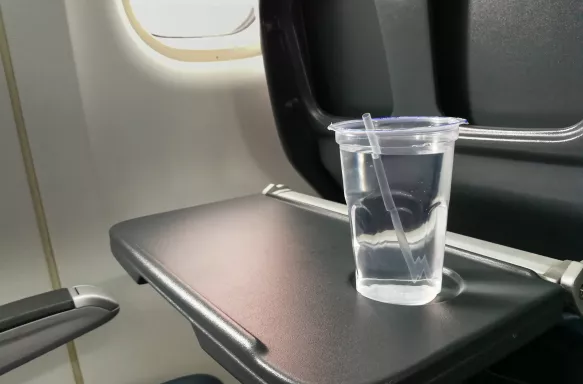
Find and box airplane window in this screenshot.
[124,0,261,61]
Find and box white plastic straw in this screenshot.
[362,113,430,281]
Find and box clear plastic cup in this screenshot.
[329,116,466,305]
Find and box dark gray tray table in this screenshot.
[110,189,564,384]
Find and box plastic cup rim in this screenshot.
[328,116,467,136]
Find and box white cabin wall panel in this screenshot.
[0,12,74,383]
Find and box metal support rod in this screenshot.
[263,184,583,316]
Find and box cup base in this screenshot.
[356,278,439,306]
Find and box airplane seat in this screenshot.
[260,0,583,261]
[258,1,583,381]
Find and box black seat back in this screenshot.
[260,0,583,260]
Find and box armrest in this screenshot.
[0,286,119,375]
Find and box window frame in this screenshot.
[122,0,262,62]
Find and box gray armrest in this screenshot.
[0,286,119,375]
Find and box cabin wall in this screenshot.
[0,17,74,384]
[0,0,312,382]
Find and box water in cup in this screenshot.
[330,116,465,305]
[344,150,452,305]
